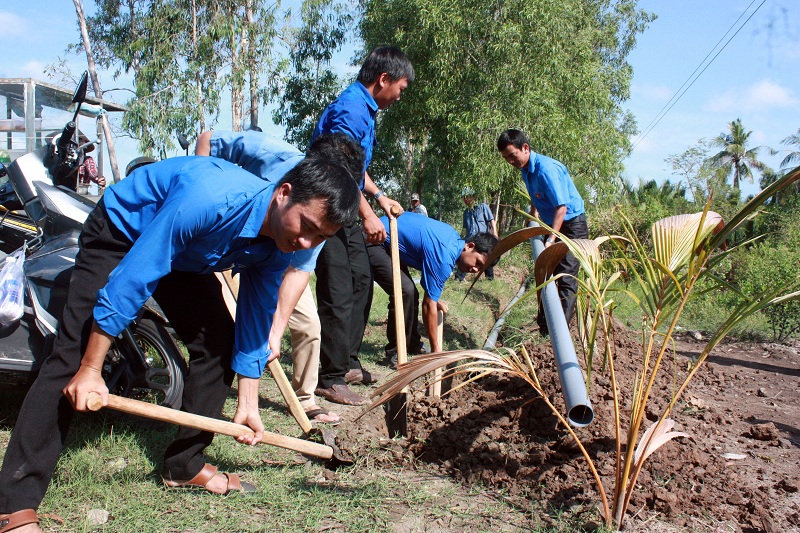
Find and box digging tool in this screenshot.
[86,392,351,464]
[215,271,314,434]
[429,310,444,398]
[385,206,408,437]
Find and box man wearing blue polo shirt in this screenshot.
[0,151,360,526]
[367,213,498,367]
[497,128,588,335]
[312,46,414,406]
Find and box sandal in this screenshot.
[163,464,256,494]
[305,406,341,425]
[0,510,39,533]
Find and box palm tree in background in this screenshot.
[710,118,769,190]
[778,128,800,171]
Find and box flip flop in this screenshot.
[305,406,341,425]
[0,509,39,533]
[163,463,256,494]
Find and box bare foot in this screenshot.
[202,472,232,494]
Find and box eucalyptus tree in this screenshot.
[84,0,281,157]
[709,118,769,191]
[272,0,353,149]
[357,0,653,216]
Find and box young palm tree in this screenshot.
[710,118,769,190]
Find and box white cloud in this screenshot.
[20,61,47,79]
[705,80,799,113]
[632,82,673,103]
[0,12,27,39]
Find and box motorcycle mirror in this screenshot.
[177,133,190,152]
[70,71,90,123]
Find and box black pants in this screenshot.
[537,214,589,329]
[366,244,423,357]
[314,223,372,388]
[0,202,235,513]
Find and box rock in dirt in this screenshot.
[748,422,779,441]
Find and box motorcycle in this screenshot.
[0,72,186,408]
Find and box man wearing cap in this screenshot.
[410,193,427,216]
[456,187,497,281]
[496,128,588,336]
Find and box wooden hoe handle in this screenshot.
[86,392,332,460]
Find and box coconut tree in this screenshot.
[710,118,769,190]
[778,128,800,170]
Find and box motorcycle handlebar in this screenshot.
[57,122,76,155]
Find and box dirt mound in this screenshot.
[340,331,800,531]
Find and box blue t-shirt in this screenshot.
[463,202,494,239]
[100,156,316,378]
[521,152,585,225]
[311,81,378,188]
[208,130,322,266]
[380,212,464,302]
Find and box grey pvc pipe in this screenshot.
[529,225,594,427]
[483,281,526,352]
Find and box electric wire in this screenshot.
[631,0,768,152]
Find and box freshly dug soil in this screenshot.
[340,329,800,532]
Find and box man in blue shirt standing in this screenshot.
[497,129,588,335]
[367,213,498,366]
[312,46,414,406]
[456,187,498,281]
[0,148,360,526]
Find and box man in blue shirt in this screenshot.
[195,129,364,424]
[497,129,588,335]
[456,187,498,281]
[0,150,360,521]
[367,213,498,366]
[312,46,414,406]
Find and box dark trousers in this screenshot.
[537,213,589,329]
[0,203,235,513]
[314,223,372,388]
[366,244,423,357]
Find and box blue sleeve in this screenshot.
[420,260,449,302]
[290,242,324,272]
[481,203,494,222]
[538,160,571,208]
[229,264,283,378]
[209,131,303,183]
[319,109,371,187]
[94,195,218,336]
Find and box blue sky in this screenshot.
[1,0,798,198]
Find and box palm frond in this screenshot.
[633,418,690,465]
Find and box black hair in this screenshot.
[306,133,366,178]
[357,46,415,85]
[467,232,500,267]
[497,129,529,152]
[277,157,360,228]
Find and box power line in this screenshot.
[631,0,768,153]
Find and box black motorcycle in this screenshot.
[0,72,186,408]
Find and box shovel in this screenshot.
[86,392,351,465]
[385,206,408,437]
[429,310,444,398]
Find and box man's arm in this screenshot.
[195,130,212,156]
[360,170,403,244]
[546,205,567,247]
[62,322,114,411]
[233,266,310,445]
[422,294,448,353]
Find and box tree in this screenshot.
[777,127,800,171]
[666,141,730,206]
[357,0,654,213]
[709,118,769,191]
[272,0,352,149]
[83,0,280,157]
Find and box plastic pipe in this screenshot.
[530,225,594,427]
[483,280,526,351]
